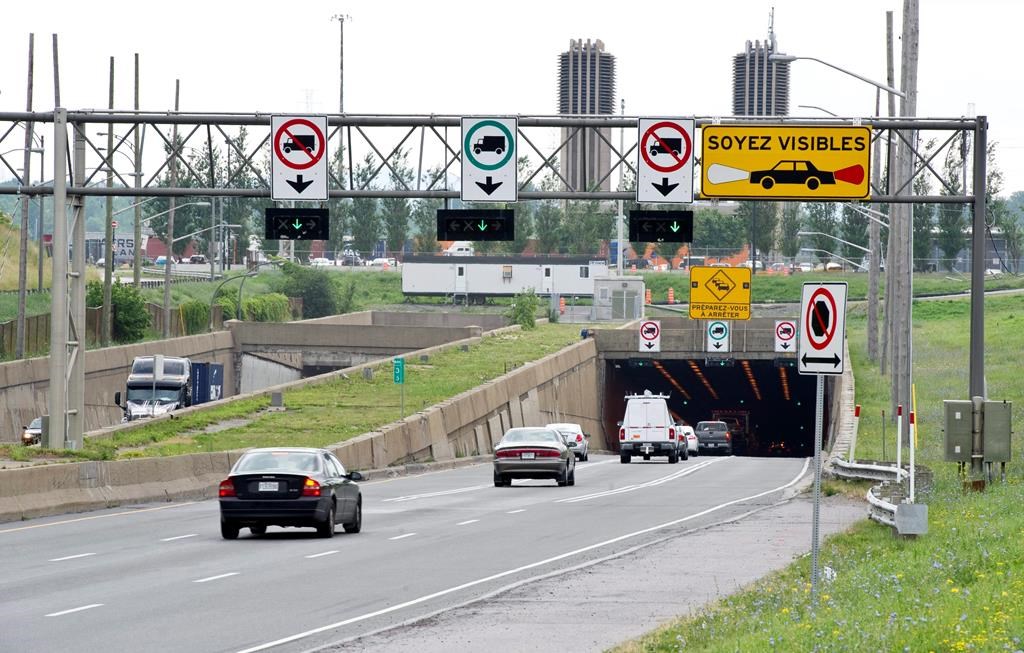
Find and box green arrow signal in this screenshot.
[292,220,303,230]
[670,222,680,233]
[478,220,488,231]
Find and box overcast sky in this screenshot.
[2,0,1021,196]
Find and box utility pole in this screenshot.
[892,0,920,443]
[332,13,351,181]
[616,98,624,277]
[16,33,34,359]
[163,80,179,339]
[881,10,896,378]
[867,87,881,363]
[133,53,142,289]
[36,134,45,291]
[101,56,114,347]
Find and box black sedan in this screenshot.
[218,447,363,539]
[749,160,836,190]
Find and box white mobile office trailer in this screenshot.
[402,255,609,303]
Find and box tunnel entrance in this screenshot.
[602,357,826,458]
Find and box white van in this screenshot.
[443,241,475,257]
[618,390,685,464]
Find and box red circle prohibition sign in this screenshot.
[776,321,795,341]
[640,321,660,341]
[274,118,326,171]
[805,288,837,351]
[640,121,693,174]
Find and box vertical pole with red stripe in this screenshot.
[896,404,903,481]
[849,404,861,461]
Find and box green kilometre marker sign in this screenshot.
[393,356,405,418]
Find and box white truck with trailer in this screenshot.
[401,254,609,304]
[618,390,686,464]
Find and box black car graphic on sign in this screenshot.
[749,160,836,190]
[643,324,658,337]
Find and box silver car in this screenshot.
[546,422,590,461]
[494,427,576,487]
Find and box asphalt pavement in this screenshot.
[0,454,864,653]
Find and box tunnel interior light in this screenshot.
[740,360,762,401]
[778,365,792,401]
[686,359,718,401]
[652,360,692,401]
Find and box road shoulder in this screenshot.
[335,494,865,653]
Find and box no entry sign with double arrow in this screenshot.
[797,282,847,375]
[271,115,328,201]
[637,118,694,204]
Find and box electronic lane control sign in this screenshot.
[437,209,515,242]
[265,208,329,241]
[628,210,694,243]
[701,125,871,200]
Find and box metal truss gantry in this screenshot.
[0,110,988,449]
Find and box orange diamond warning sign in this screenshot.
[689,266,751,320]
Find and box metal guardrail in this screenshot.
[866,484,899,527]
[830,457,932,527]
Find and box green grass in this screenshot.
[640,271,1024,305]
[611,292,1024,652]
[0,323,583,461]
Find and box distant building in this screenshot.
[558,38,616,192]
[732,22,790,116]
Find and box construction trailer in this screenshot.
[401,255,609,304]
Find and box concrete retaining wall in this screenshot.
[0,326,600,523]
[0,332,235,444]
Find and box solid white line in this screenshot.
[506,509,526,514]
[160,534,198,542]
[0,502,199,534]
[193,572,239,584]
[48,552,97,562]
[236,458,810,653]
[388,533,417,541]
[306,551,339,559]
[456,519,479,526]
[381,485,491,503]
[46,603,103,617]
[556,458,723,503]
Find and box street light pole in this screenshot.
[164,80,179,339]
[797,230,871,255]
[769,54,906,100]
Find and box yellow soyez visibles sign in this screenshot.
[689,266,752,320]
[701,125,872,200]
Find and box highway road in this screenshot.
[1,454,812,653]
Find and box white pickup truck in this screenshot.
[618,390,686,464]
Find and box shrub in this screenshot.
[86,280,150,342]
[242,293,290,322]
[179,300,210,335]
[276,263,339,318]
[507,288,540,330]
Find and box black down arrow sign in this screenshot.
[644,342,655,349]
[287,175,314,193]
[476,176,503,195]
[652,177,679,197]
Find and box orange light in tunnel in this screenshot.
[686,359,718,401]
[651,360,692,401]
[778,366,791,401]
[741,360,762,401]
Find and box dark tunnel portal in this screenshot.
[603,358,825,457]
